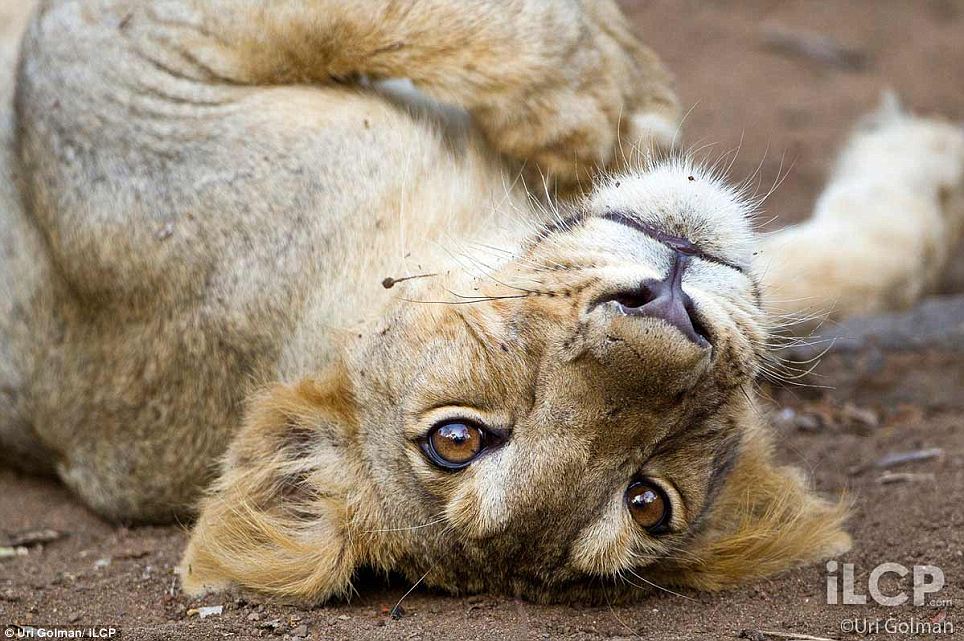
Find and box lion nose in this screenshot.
[607,255,710,347]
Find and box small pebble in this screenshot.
[258,619,284,632]
[841,403,879,431]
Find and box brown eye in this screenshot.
[424,422,484,470]
[626,480,670,532]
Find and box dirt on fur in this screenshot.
[2,1,962,639]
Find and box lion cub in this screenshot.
[1,0,962,603]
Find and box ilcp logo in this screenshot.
[826,560,946,606]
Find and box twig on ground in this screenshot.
[876,448,944,469]
[3,528,64,547]
[878,471,937,484]
[741,629,837,641]
[762,25,868,71]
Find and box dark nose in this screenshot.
[606,255,709,347]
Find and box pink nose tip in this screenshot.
[607,255,710,347]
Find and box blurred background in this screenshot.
[626,0,962,228]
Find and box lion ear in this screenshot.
[179,366,366,602]
[660,434,851,591]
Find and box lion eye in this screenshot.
[424,421,484,470]
[626,480,670,532]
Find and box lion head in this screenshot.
[180,160,849,603]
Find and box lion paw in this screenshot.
[471,8,679,185]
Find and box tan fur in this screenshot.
[650,418,852,591]
[183,372,365,601]
[1,0,961,604]
[760,95,964,325]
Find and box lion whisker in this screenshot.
[363,513,449,534]
[623,567,695,601]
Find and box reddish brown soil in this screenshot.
[2,1,963,639]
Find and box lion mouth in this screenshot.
[598,211,746,275]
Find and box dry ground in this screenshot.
[2,1,963,639]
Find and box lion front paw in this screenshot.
[472,8,679,186]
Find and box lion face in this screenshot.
[181,163,849,603]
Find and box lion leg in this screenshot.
[162,0,679,182]
[758,97,964,327]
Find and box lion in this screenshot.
[1,0,962,604]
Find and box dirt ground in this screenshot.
[2,1,963,639]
